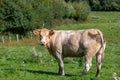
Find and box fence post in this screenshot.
[8,36,11,42]
[30,32,33,39]
[21,35,24,40]
[16,34,19,41]
[2,36,4,44]
[28,32,33,39]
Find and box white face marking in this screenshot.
[40,33,49,46]
[41,37,46,45]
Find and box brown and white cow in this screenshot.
[33,28,106,77]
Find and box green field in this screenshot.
[0,12,120,80]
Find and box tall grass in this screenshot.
[0,37,39,47]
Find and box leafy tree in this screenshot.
[88,0,120,11]
[0,0,91,36]
[72,1,91,21]
[0,0,35,35]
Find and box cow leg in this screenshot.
[96,52,104,77]
[56,52,65,76]
[82,54,92,75]
[58,60,64,76]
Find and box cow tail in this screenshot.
[97,30,106,62]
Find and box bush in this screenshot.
[50,0,67,19]
[64,2,76,18]
[89,0,120,11]
[0,0,35,35]
[72,1,91,21]
[32,2,53,28]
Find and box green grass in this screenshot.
[0,12,120,80]
[88,11,120,23]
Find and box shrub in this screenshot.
[33,2,53,28]
[64,2,76,18]
[72,1,91,21]
[50,0,67,19]
[0,0,35,35]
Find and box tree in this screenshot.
[0,0,36,35]
[0,0,91,36]
[88,0,120,11]
[72,1,91,21]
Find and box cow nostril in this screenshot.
[40,42,44,46]
[40,43,44,46]
[40,41,45,45]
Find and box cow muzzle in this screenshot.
[40,42,44,46]
[40,41,45,46]
[40,40,46,46]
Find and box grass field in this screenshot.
[0,12,120,80]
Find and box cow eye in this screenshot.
[40,35,43,39]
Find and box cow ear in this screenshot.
[33,29,41,35]
[49,30,54,36]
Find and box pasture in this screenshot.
[0,12,120,80]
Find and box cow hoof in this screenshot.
[96,74,100,78]
[61,73,65,76]
[59,73,65,76]
[61,74,65,76]
[59,74,65,76]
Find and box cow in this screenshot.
[33,28,106,77]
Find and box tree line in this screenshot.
[0,0,120,37]
[66,0,120,11]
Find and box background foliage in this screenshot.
[65,0,120,11]
[0,0,120,36]
[0,0,90,36]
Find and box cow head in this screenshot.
[33,28,54,47]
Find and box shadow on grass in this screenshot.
[1,68,80,77]
[19,69,80,77]
[1,68,97,79]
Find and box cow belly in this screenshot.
[63,46,84,57]
[64,53,84,57]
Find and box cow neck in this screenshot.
[46,34,55,52]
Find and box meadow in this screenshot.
[0,12,120,80]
